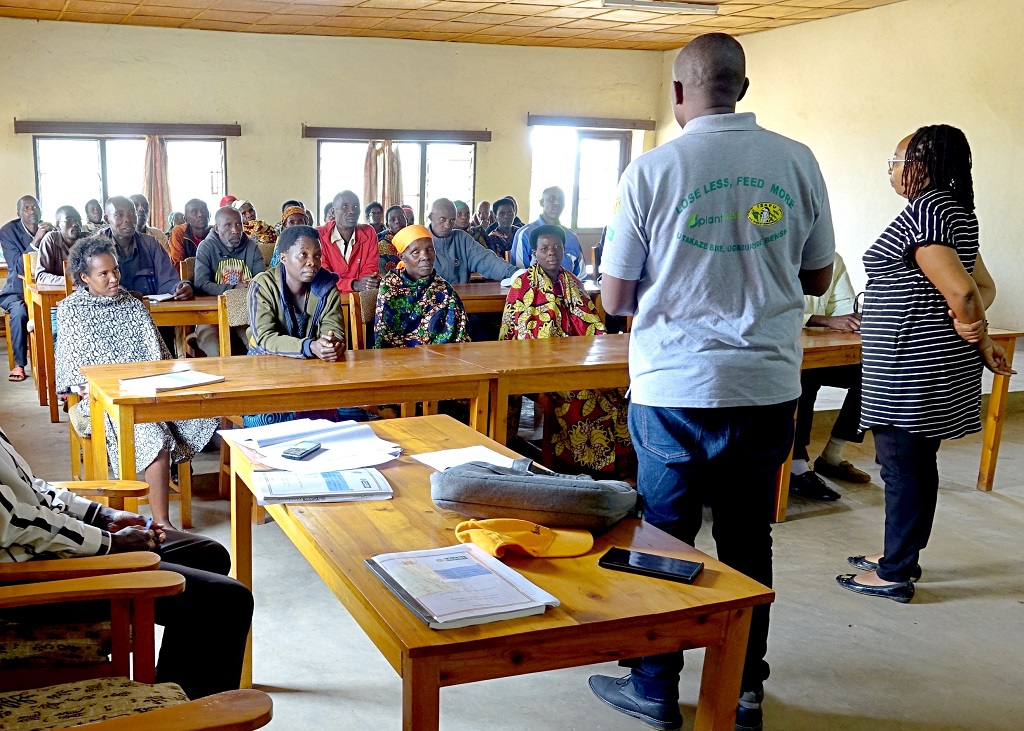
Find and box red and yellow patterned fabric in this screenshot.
[500,265,631,473]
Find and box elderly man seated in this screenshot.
[0,421,252,699]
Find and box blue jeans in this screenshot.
[627,399,797,701]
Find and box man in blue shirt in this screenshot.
[0,195,52,382]
[510,186,585,277]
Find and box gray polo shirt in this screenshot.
[602,112,835,408]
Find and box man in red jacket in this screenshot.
[317,190,380,294]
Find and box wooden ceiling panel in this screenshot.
[0,0,909,50]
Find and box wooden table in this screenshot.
[771,328,1021,520]
[228,415,774,731]
[25,289,221,423]
[147,296,220,358]
[26,282,68,422]
[454,280,600,314]
[80,350,494,482]
[427,333,630,444]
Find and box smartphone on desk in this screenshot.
[282,441,321,460]
[598,547,704,584]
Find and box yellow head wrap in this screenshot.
[281,205,306,224]
[392,225,432,254]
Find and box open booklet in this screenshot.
[365,544,559,630]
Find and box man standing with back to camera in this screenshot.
[590,33,835,731]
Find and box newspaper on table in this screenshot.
[250,468,392,505]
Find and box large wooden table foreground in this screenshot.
[229,415,773,731]
[80,349,493,481]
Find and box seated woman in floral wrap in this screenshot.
[373,225,469,348]
[55,236,218,527]
[499,224,631,474]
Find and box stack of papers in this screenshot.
[365,544,559,630]
[251,468,392,505]
[220,419,402,473]
[411,446,515,472]
[119,370,224,394]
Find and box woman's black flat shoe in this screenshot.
[847,556,922,582]
[836,574,915,603]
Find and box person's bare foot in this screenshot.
[853,569,903,587]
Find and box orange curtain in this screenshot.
[363,141,403,211]
[363,141,379,210]
[142,135,172,229]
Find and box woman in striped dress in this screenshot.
[837,125,1015,603]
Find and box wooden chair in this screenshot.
[347,288,377,351]
[66,391,193,528]
[62,259,75,295]
[178,256,196,283]
[3,252,39,380]
[0,565,273,731]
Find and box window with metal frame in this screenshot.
[32,136,227,224]
[317,140,476,226]
[527,127,632,231]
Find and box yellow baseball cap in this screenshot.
[455,519,594,559]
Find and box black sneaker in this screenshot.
[789,471,841,501]
[588,674,683,731]
[735,687,764,731]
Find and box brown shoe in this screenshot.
[814,457,871,483]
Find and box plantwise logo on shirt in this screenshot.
[747,202,784,227]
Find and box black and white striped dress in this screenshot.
[859,189,983,440]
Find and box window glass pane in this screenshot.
[36,138,102,224]
[424,143,474,214]
[104,138,147,201]
[318,142,366,225]
[166,139,226,216]
[576,137,624,229]
[527,127,576,223]
[398,142,422,225]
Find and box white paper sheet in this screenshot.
[251,468,393,504]
[411,446,515,472]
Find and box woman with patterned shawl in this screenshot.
[232,199,277,265]
[55,237,218,528]
[374,225,469,348]
[499,224,631,474]
[376,205,405,275]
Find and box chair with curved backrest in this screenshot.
[347,288,377,351]
[66,391,193,528]
[0,561,273,731]
[178,256,196,283]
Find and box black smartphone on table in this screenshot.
[598,547,704,584]
[282,440,321,460]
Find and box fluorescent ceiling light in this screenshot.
[601,0,719,13]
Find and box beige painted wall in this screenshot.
[654,0,1024,332]
[0,16,661,226]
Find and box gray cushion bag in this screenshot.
[430,458,639,529]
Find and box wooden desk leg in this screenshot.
[230,457,255,688]
[772,405,798,523]
[470,380,490,435]
[694,608,752,731]
[402,655,440,731]
[32,297,46,407]
[90,400,109,480]
[978,336,1017,491]
[40,297,59,423]
[490,379,510,445]
[116,406,137,483]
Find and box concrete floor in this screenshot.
[2,373,1022,731]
